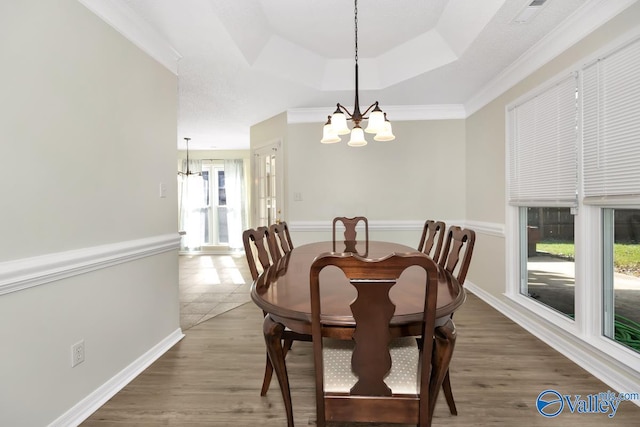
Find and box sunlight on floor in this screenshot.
[179,254,253,331]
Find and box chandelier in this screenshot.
[177,137,201,176]
[321,0,395,146]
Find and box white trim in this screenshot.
[463,220,505,238]
[289,220,421,232]
[77,0,182,75]
[0,234,181,296]
[48,328,185,427]
[287,104,466,124]
[289,219,502,235]
[465,0,638,116]
[464,282,640,405]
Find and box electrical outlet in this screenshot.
[71,340,85,367]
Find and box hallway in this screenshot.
[179,254,253,331]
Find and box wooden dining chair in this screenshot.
[242,227,310,396]
[436,225,476,416]
[310,252,446,427]
[268,221,294,262]
[417,220,446,261]
[332,216,369,252]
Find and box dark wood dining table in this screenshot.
[250,240,465,427]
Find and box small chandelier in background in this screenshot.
[321,0,395,147]
[177,137,202,176]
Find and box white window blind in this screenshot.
[583,37,640,202]
[508,73,578,206]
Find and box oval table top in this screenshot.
[251,241,465,331]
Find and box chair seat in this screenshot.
[323,337,419,395]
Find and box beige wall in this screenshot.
[464,1,640,297]
[246,118,468,246]
[250,112,288,149]
[0,1,179,425]
[250,116,468,246]
[287,120,466,222]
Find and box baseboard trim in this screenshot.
[464,281,640,405]
[0,233,181,296]
[49,328,185,427]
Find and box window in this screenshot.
[582,36,640,354]
[507,35,640,358]
[603,209,640,353]
[508,72,579,318]
[202,162,228,245]
[523,207,575,317]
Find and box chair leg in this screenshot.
[261,337,293,396]
[263,315,294,427]
[260,353,274,396]
[442,369,458,416]
[283,337,294,355]
[429,319,457,416]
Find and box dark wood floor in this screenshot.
[82,291,640,426]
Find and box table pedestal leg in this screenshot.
[263,314,294,427]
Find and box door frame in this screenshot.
[251,139,284,228]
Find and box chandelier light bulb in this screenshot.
[331,109,350,135]
[321,116,341,144]
[364,104,385,134]
[374,118,395,141]
[347,125,367,147]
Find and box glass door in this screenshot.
[254,142,282,227]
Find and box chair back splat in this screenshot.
[310,252,440,427]
[268,221,294,262]
[242,227,271,281]
[439,226,476,285]
[417,220,446,261]
[332,216,369,253]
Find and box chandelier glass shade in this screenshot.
[320,0,395,146]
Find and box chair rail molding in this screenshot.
[0,233,181,296]
[463,220,505,237]
[290,219,503,236]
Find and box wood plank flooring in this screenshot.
[83,289,640,426]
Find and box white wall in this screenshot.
[0,1,180,425]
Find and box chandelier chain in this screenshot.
[354,0,358,64]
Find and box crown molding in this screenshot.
[77,0,182,75]
[287,104,466,124]
[464,0,638,116]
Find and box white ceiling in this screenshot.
[89,0,628,149]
